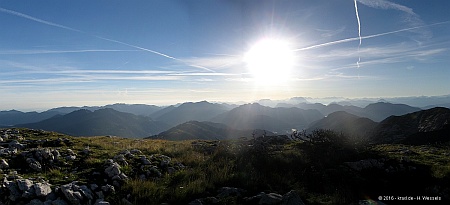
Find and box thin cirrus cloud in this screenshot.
[178,55,244,70]
[314,43,447,60]
[328,47,447,72]
[356,0,431,41]
[293,0,448,69]
[54,69,178,75]
[0,7,215,73]
[292,20,449,72]
[0,7,82,33]
[316,26,346,38]
[0,64,185,85]
[357,0,414,14]
[322,47,447,73]
[0,49,140,55]
[0,75,183,86]
[293,21,449,52]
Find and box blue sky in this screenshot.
[1,0,449,110]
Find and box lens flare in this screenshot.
[244,38,295,83]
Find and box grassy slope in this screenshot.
[4,128,449,204]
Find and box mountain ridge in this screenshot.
[17,108,170,138]
[211,103,324,134]
[371,107,450,143]
[307,111,378,139]
[147,121,272,140]
[152,101,232,127]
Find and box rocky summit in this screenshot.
[0,128,186,205]
[0,128,449,205]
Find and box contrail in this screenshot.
[0,7,215,72]
[94,36,215,72]
[0,49,139,55]
[0,7,82,33]
[93,36,177,60]
[293,21,450,52]
[354,0,362,68]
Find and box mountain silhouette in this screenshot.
[212,103,323,134]
[18,108,170,138]
[371,107,450,143]
[47,103,162,116]
[307,111,378,139]
[279,102,420,122]
[362,102,421,122]
[152,101,231,127]
[0,110,61,126]
[148,121,272,140]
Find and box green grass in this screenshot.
[4,128,450,204]
[373,144,450,178]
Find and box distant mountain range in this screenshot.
[17,108,170,138]
[211,103,324,134]
[147,121,272,140]
[47,103,162,116]
[0,110,61,126]
[278,102,421,122]
[307,111,378,139]
[1,97,449,143]
[0,103,163,126]
[309,107,450,145]
[151,101,231,127]
[256,94,450,108]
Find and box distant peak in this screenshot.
[182,100,210,105]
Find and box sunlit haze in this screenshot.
[244,38,295,83]
[1,0,449,111]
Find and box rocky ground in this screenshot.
[0,128,449,205]
[0,128,188,205]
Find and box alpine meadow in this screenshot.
[1,1,450,205]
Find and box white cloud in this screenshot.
[316,26,346,38]
[0,49,140,55]
[357,0,414,14]
[356,0,431,41]
[180,55,244,71]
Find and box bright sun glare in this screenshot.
[244,38,295,83]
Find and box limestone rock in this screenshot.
[130,149,142,154]
[94,200,110,205]
[9,140,25,150]
[104,162,121,178]
[34,182,52,197]
[113,154,127,166]
[259,193,282,205]
[17,179,33,191]
[61,183,81,205]
[27,158,43,172]
[140,156,151,165]
[0,159,9,169]
[281,190,304,205]
[101,184,115,194]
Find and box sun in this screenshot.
[244,38,295,83]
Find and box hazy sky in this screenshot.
[1,0,449,110]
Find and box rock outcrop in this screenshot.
[189,188,304,205]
